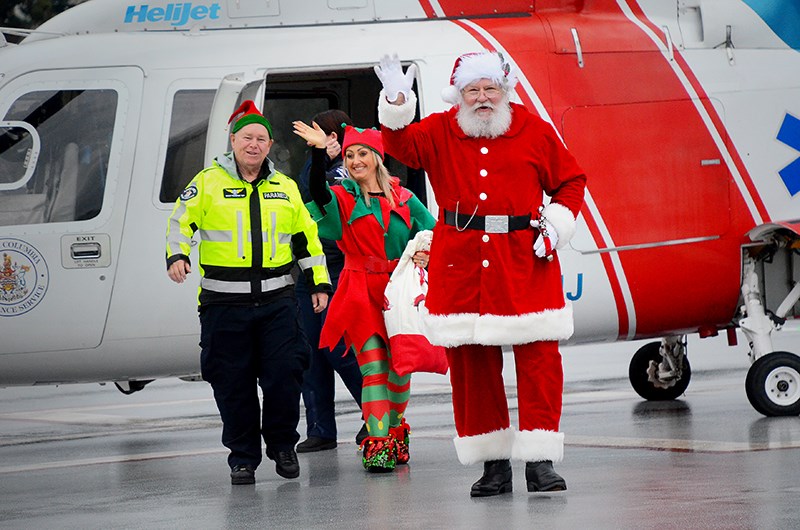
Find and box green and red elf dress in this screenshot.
[304,147,436,454]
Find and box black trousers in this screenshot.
[296,271,362,440]
[200,297,309,469]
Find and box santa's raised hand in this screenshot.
[374,54,418,103]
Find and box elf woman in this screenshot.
[293,120,436,472]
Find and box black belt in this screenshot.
[443,210,531,233]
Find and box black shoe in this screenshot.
[296,436,337,453]
[470,459,512,497]
[266,448,300,479]
[525,461,567,492]
[230,464,255,485]
[355,423,368,445]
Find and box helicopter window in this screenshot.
[0,89,117,226]
[263,95,333,182]
[160,89,217,203]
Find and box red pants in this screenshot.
[447,341,564,464]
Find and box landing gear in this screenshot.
[739,227,800,416]
[738,223,800,416]
[628,337,691,401]
[745,352,800,416]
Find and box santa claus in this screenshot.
[375,51,586,496]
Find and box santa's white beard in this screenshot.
[456,97,513,138]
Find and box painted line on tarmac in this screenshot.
[2,429,797,475]
[0,418,222,447]
[567,434,800,453]
[420,429,800,453]
[0,447,227,474]
[0,398,216,418]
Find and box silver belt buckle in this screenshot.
[484,215,509,234]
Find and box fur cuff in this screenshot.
[421,304,574,347]
[511,429,564,463]
[453,427,516,465]
[543,202,576,250]
[378,89,417,130]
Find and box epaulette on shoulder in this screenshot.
[197,165,219,177]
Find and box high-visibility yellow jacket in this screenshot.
[166,153,330,306]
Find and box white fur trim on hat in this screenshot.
[378,89,417,130]
[542,202,577,250]
[420,304,574,347]
[453,52,515,88]
[453,427,516,465]
[441,85,461,106]
[512,429,565,463]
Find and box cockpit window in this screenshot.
[0,89,117,226]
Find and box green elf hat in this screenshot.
[341,125,384,159]
[228,100,273,138]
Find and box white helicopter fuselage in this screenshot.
[0,1,798,415]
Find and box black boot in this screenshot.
[230,464,255,485]
[296,436,337,453]
[525,461,566,492]
[470,459,512,497]
[355,423,368,445]
[266,448,300,479]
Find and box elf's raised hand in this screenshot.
[292,120,327,149]
[374,53,418,103]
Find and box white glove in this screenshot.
[530,218,558,260]
[374,54,418,102]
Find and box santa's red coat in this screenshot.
[381,101,586,347]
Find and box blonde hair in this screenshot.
[350,151,396,208]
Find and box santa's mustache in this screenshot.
[470,101,495,112]
[456,95,512,138]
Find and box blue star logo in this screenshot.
[777,113,800,196]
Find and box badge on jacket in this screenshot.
[223,188,247,198]
[180,185,198,201]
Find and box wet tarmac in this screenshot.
[2,335,800,529]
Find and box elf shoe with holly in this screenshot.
[360,436,397,472]
[389,418,411,465]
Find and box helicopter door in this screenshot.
[0,67,143,356]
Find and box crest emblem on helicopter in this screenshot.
[0,239,49,317]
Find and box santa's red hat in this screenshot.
[441,50,517,105]
[228,100,273,138]
[342,125,384,159]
